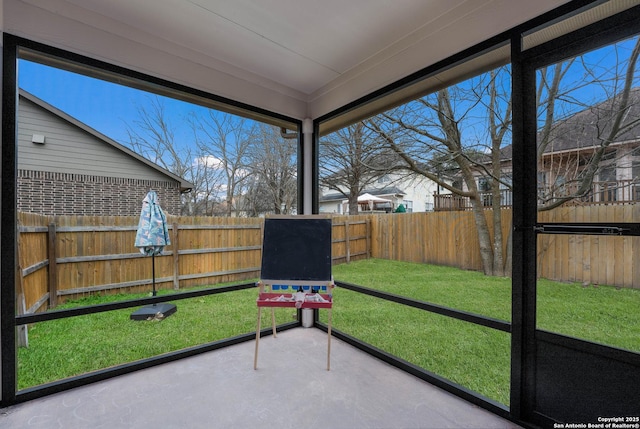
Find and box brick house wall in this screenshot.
[18,170,182,216]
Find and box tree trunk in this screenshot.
[491,207,505,277]
[349,198,359,215]
[470,199,495,275]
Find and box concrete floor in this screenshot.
[0,328,521,429]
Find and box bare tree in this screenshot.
[126,97,301,217]
[368,35,640,276]
[191,112,255,217]
[369,68,512,275]
[126,96,228,215]
[536,38,640,210]
[243,124,297,215]
[127,96,187,175]
[320,121,402,214]
[187,148,226,216]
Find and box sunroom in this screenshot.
[1,1,639,428]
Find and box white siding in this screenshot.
[400,176,438,212]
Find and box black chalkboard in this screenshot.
[260,216,332,284]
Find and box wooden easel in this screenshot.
[253,214,334,370]
[254,281,334,370]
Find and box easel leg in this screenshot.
[254,307,262,370]
[327,308,332,371]
[271,308,277,338]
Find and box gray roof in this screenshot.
[542,87,640,154]
[496,87,640,160]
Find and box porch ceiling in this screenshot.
[7,0,572,121]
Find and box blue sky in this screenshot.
[18,34,639,151]
[18,59,200,147]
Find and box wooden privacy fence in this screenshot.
[537,205,640,290]
[17,213,370,314]
[16,204,638,316]
[370,210,511,270]
[370,205,639,289]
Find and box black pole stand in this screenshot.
[130,254,177,321]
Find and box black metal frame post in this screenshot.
[509,30,538,423]
[1,33,19,407]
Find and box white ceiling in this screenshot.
[69,0,470,95]
[7,0,574,120]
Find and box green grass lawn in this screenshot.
[18,259,640,407]
[17,285,295,390]
[331,258,639,352]
[328,259,639,405]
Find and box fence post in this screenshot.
[48,223,58,308]
[16,224,28,347]
[344,221,351,263]
[172,222,179,290]
[16,294,28,348]
[366,218,371,259]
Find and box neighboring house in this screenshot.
[17,89,192,216]
[536,87,640,205]
[434,147,514,211]
[435,87,640,211]
[319,173,438,214]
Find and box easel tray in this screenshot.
[257,292,333,309]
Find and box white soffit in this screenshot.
[319,0,640,135]
[9,0,627,123]
[523,0,640,50]
[318,44,511,136]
